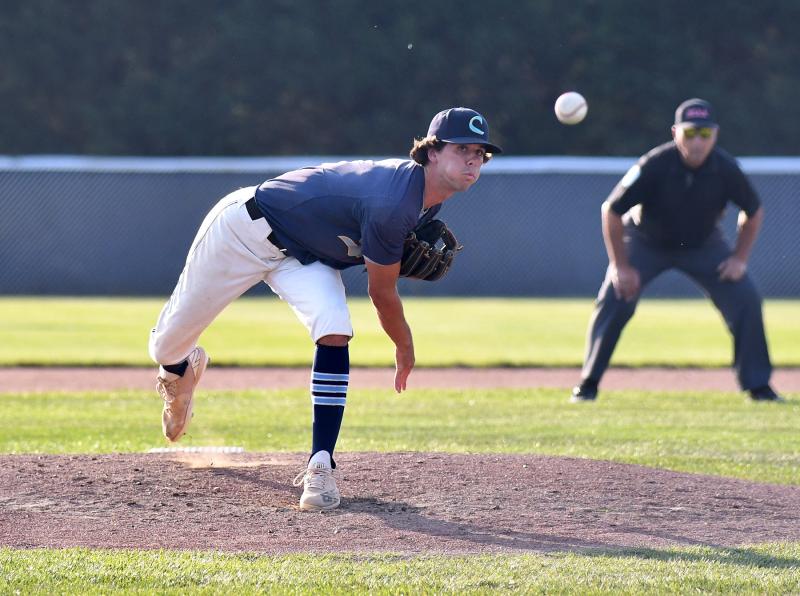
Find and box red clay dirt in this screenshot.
[3,365,800,393]
[1,367,798,554]
[2,452,799,554]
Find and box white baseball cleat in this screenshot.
[293,455,341,511]
[156,346,209,442]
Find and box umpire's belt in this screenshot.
[246,197,287,253]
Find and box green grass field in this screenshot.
[2,296,799,367]
[2,388,798,484]
[3,546,799,594]
[2,297,799,593]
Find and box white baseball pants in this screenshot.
[149,186,353,366]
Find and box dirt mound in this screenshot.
[2,452,798,554]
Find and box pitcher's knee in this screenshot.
[309,307,353,343]
[317,334,351,346]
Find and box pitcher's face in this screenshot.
[429,143,486,192]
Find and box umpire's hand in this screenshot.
[610,263,641,302]
[717,256,748,282]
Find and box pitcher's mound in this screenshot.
[2,452,799,553]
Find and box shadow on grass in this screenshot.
[579,543,800,569]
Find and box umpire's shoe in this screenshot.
[570,379,598,403]
[156,346,209,442]
[748,385,786,403]
[293,452,341,511]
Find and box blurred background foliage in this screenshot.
[1,0,798,156]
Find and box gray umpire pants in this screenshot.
[581,224,773,391]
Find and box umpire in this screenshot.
[571,98,784,403]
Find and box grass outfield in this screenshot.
[2,546,799,594]
[2,296,799,367]
[2,388,798,485]
[3,296,799,593]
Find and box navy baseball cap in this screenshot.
[427,107,503,154]
[674,98,717,127]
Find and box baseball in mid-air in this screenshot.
[554,92,588,125]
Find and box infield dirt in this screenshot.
[3,451,800,553]
[3,365,800,393]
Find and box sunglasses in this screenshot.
[682,127,715,139]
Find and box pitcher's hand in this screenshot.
[394,345,415,393]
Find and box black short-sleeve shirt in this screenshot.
[607,142,761,249]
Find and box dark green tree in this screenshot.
[1,0,798,156]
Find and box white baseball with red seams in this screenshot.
[554,92,588,125]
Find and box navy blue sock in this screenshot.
[310,343,349,468]
[163,360,188,376]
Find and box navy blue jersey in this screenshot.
[607,143,761,249]
[254,159,440,269]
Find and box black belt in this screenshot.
[246,197,287,252]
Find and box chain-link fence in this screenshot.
[1,156,798,297]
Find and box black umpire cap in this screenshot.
[675,98,718,128]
